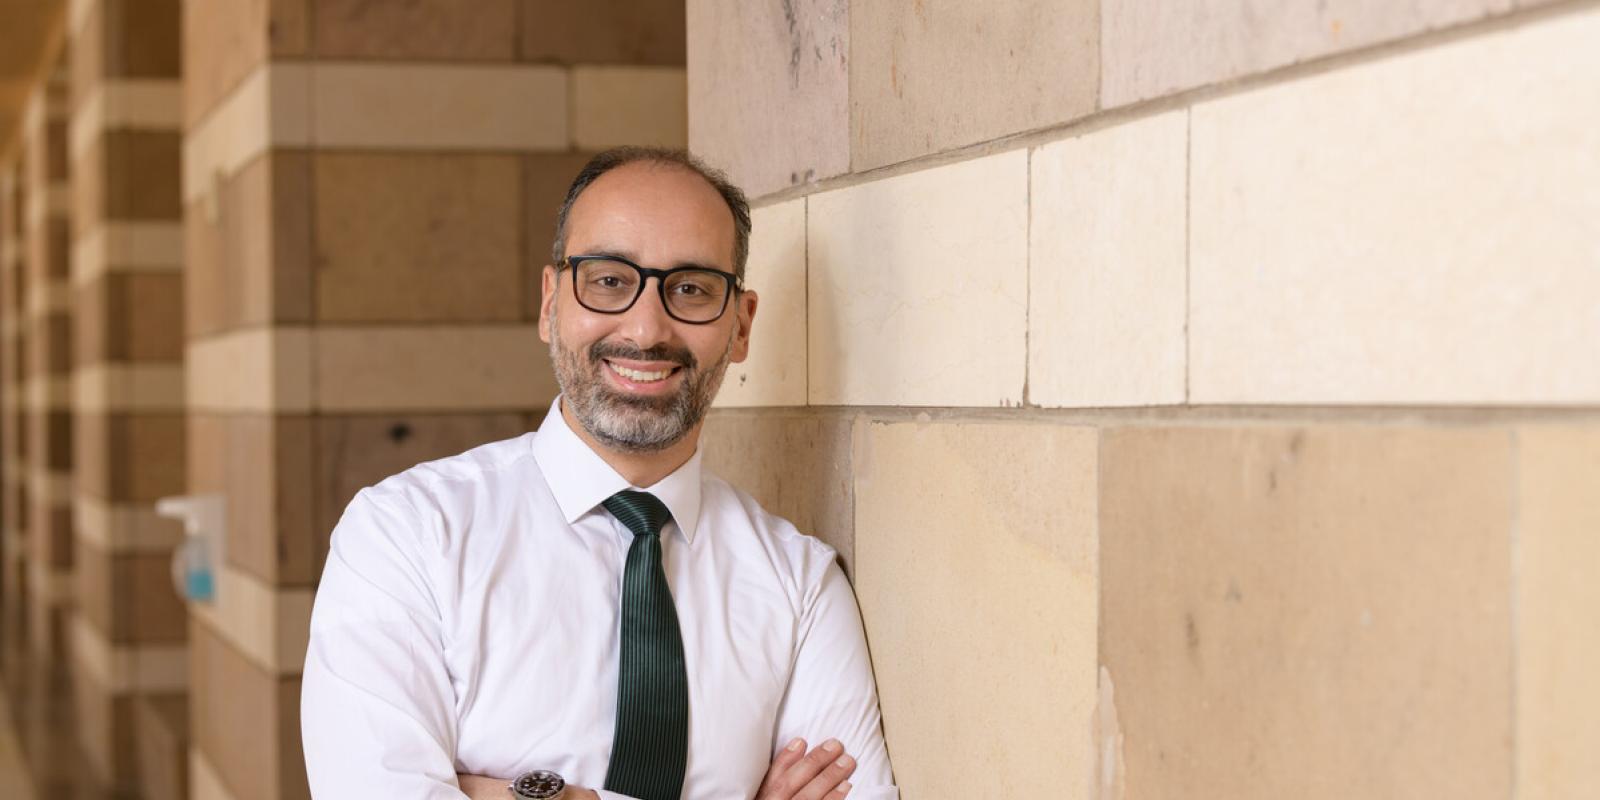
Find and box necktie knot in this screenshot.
[603,490,672,538]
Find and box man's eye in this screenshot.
[672,283,706,296]
[594,276,625,288]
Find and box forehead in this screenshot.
[564,162,736,268]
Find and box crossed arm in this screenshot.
[302,492,896,799]
[456,737,860,799]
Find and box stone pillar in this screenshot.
[0,160,24,643]
[180,2,684,798]
[65,0,188,794]
[18,64,73,662]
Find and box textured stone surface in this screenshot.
[191,618,309,800]
[699,410,855,575]
[313,326,559,412]
[73,412,185,504]
[184,152,312,339]
[1099,426,1512,800]
[569,66,688,150]
[850,0,1098,170]
[1189,8,1600,404]
[1102,0,1513,107]
[519,0,685,65]
[75,272,184,365]
[1515,424,1600,798]
[314,153,522,323]
[74,540,187,644]
[103,130,180,221]
[1029,110,1187,407]
[313,0,516,60]
[716,198,806,407]
[854,421,1098,798]
[310,63,567,151]
[686,0,848,198]
[808,150,1027,406]
[183,0,308,128]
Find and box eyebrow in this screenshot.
[581,247,729,274]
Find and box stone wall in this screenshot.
[691,2,1600,798]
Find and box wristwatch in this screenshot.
[508,770,566,799]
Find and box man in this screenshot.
[301,147,897,800]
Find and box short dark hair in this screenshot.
[550,146,752,280]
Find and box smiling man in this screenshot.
[301,148,897,800]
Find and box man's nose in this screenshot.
[616,278,676,348]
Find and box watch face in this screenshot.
[510,770,565,799]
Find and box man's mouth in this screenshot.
[604,359,681,384]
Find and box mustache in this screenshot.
[588,340,697,371]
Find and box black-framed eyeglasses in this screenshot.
[560,255,742,325]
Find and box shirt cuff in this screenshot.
[592,791,640,800]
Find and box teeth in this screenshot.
[609,362,673,382]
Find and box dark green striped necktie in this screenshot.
[601,490,688,800]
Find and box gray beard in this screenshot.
[548,306,734,454]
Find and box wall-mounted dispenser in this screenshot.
[155,493,225,604]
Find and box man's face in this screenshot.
[539,162,757,455]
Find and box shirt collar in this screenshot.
[529,398,703,543]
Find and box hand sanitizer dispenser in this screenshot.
[155,494,225,604]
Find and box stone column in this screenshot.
[65,0,188,794]
[0,160,23,643]
[180,3,684,798]
[18,64,73,663]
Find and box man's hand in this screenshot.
[456,774,599,800]
[757,738,856,800]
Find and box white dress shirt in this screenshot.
[301,401,897,799]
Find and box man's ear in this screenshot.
[729,289,758,364]
[538,265,559,344]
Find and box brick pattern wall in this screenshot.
[690,1,1600,798]
[65,0,189,794]
[178,2,686,798]
[17,66,74,664]
[0,155,23,643]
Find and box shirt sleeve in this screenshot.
[301,489,470,799]
[772,557,899,799]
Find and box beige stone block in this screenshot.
[190,747,240,800]
[569,66,688,150]
[71,363,185,414]
[69,80,183,161]
[1190,9,1600,404]
[214,414,316,587]
[686,0,848,198]
[313,0,516,60]
[186,327,313,413]
[1516,424,1600,799]
[314,152,522,323]
[1029,110,1188,408]
[850,0,1097,170]
[1102,0,1512,108]
[71,220,184,288]
[716,198,806,407]
[102,0,183,79]
[854,421,1098,798]
[73,493,184,554]
[104,130,182,221]
[519,0,685,66]
[311,62,568,152]
[191,618,309,800]
[807,150,1027,406]
[183,0,307,129]
[314,325,560,412]
[1099,426,1513,800]
[134,694,190,800]
[68,611,187,693]
[699,410,855,574]
[182,63,311,206]
[185,152,313,338]
[188,564,313,676]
